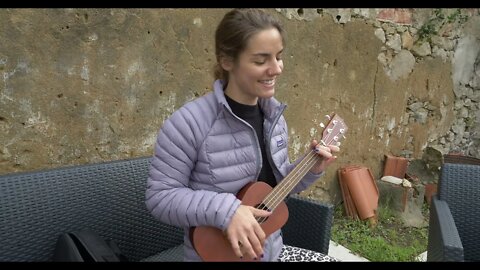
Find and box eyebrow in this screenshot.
[251,49,284,58]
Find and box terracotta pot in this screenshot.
[444,153,480,165]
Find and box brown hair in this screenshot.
[214,9,285,86]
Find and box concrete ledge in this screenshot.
[328,241,369,261]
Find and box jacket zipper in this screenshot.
[225,102,286,261]
[223,105,263,182]
[265,104,287,180]
[265,105,286,261]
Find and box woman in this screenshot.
[146,8,339,261]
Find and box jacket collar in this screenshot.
[213,79,286,120]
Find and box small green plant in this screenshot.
[331,204,429,262]
[418,8,470,42]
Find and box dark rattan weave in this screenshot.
[283,195,333,254]
[427,163,480,261]
[0,157,183,262]
[0,157,334,261]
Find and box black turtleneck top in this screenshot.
[225,95,277,188]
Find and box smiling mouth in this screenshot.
[259,79,275,86]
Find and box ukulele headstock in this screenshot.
[319,113,348,147]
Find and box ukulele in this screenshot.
[190,113,348,261]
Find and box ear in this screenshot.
[220,56,234,71]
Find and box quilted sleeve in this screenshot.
[145,102,240,231]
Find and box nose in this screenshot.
[267,59,283,76]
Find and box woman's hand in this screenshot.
[225,205,272,260]
[309,139,340,174]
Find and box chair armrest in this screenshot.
[282,194,334,254]
[427,195,464,261]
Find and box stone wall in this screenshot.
[1,8,479,204]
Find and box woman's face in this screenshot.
[223,27,284,105]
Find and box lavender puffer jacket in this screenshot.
[145,80,322,261]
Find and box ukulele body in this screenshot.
[190,181,288,261]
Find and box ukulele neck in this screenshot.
[262,150,320,211]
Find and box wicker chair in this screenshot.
[426,162,480,261]
[0,157,333,261]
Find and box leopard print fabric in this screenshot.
[278,245,338,262]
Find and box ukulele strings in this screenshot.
[255,150,318,223]
[266,126,338,208]
[255,126,338,222]
[255,146,329,222]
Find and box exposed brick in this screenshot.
[377,8,413,25]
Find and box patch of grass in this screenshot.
[331,204,429,262]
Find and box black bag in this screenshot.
[52,230,128,262]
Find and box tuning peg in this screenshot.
[320,122,325,128]
[332,120,338,125]
[325,115,331,120]
[340,128,345,134]
[327,128,333,133]
[336,141,341,146]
